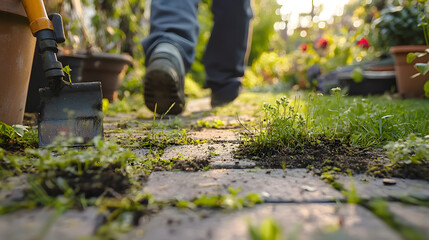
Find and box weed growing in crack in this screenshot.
[342,171,361,204]
[152,116,184,129]
[366,199,425,240]
[245,96,308,151]
[94,192,158,238]
[0,122,38,151]
[197,119,225,128]
[175,187,263,211]
[0,137,144,213]
[248,217,283,240]
[140,129,196,151]
[384,134,429,165]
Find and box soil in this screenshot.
[0,140,31,154]
[153,157,211,172]
[36,163,131,198]
[237,138,429,181]
[372,163,429,182]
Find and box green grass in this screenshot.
[241,90,429,150]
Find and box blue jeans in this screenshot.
[142,0,253,88]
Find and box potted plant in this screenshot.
[0,0,37,124]
[373,1,428,98]
[63,0,135,102]
[406,0,429,98]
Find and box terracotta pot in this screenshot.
[0,1,36,125]
[81,52,132,102]
[390,45,429,98]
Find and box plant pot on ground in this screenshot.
[391,45,429,98]
[55,0,138,102]
[0,1,37,124]
[81,52,132,102]
[338,70,397,96]
[373,2,428,98]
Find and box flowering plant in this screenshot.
[316,38,328,49]
[356,38,370,49]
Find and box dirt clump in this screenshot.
[239,138,385,175]
[153,157,211,172]
[35,163,131,198]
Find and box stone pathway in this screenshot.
[1,98,429,240]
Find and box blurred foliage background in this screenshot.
[45,0,427,98]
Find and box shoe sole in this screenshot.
[144,59,185,115]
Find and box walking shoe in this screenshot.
[143,43,185,115]
[210,79,242,108]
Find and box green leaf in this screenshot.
[245,193,263,205]
[415,62,429,75]
[228,187,242,196]
[417,52,428,58]
[0,122,16,139]
[248,218,283,240]
[193,195,219,207]
[351,68,363,83]
[412,72,422,78]
[12,125,28,137]
[62,65,73,84]
[424,81,429,98]
[176,200,196,209]
[102,98,110,113]
[259,218,282,240]
[407,53,417,63]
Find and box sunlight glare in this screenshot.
[277,0,351,35]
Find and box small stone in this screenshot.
[383,179,397,186]
[301,185,317,192]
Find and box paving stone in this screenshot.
[131,148,151,157]
[0,176,28,206]
[124,204,400,240]
[143,169,343,202]
[161,143,256,169]
[0,207,99,240]
[183,97,211,115]
[337,174,429,200]
[197,115,255,128]
[387,202,429,238]
[104,113,138,123]
[189,128,240,142]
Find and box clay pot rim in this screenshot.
[0,0,27,18]
[57,52,87,59]
[390,45,429,54]
[78,51,133,65]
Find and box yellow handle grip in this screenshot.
[21,0,53,35]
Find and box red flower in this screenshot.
[357,38,370,49]
[300,43,308,52]
[317,38,328,49]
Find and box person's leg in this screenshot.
[142,0,200,114]
[203,0,253,107]
[143,0,200,73]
